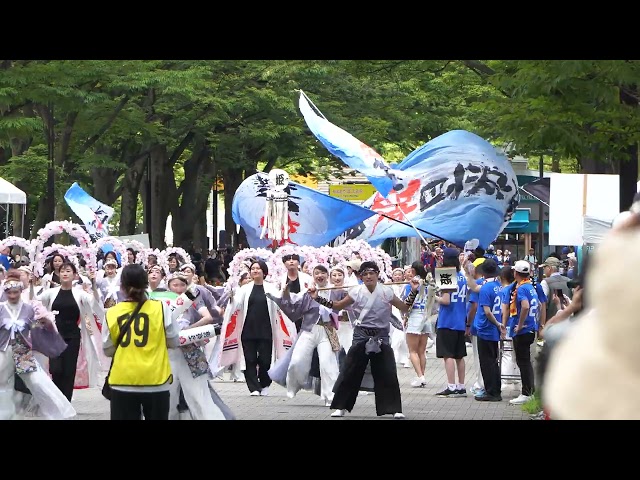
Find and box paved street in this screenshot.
[40,345,532,420]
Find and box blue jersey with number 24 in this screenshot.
[437,272,468,331]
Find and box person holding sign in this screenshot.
[434,248,469,397]
[164,272,226,419]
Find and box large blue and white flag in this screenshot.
[232,173,376,249]
[64,182,114,239]
[298,91,403,198]
[333,130,520,249]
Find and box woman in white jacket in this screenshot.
[227,260,295,396]
[33,261,107,400]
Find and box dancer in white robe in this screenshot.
[165,272,225,420]
[389,267,411,369]
[268,265,341,406]
[0,274,75,420]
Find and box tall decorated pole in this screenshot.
[260,169,290,252]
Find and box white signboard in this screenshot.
[435,267,458,291]
[548,174,619,246]
[116,233,150,248]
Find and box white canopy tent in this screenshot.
[0,177,27,238]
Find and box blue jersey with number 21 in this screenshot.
[508,283,539,337]
[475,280,503,342]
[437,272,468,331]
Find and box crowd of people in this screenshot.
[0,215,614,420]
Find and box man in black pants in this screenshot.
[471,260,507,402]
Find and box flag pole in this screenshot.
[298,90,327,120]
[395,204,430,246]
[372,210,465,250]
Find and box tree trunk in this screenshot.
[91,167,120,205]
[12,204,23,238]
[221,168,245,248]
[619,146,639,211]
[119,156,147,235]
[171,140,213,249]
[149,145,172,249]
[551,156,561,173]
[192,213,208,252]
[30,198,49,240]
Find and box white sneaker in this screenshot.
[260,387,270,396]
[331,409,345,417]
[393,413,406,419]
[410,376,426,388]
[509,394,532,405]
[286,391,295,399]
[402,362,413,368]
[470,383,484,395]
[325,400,332,407]
[250,391,260,396]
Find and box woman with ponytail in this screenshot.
[102,264,183,420]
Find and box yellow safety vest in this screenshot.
[106,300,172,387]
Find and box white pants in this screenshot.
[205,336,224,377]
[168,348,225,420]
[287,325,339,402]
[0,348,19,420]
[500,337,521,386]
[0,347,75,420]
[337,321,353,354]
[471,336,485,390]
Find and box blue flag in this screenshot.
[298,91,403,198]
[333,130,520,249]
[64,182,114,238]
[232,173,376,249]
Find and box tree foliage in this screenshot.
[0,60,637,246]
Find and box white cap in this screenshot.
[179,263,197,273]
[513,260,531,274]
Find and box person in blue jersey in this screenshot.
[484,245,500,264]
[434,248,468,397]
[463,261,487,396]
[473,260,507,402]
[506,260,539,405]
